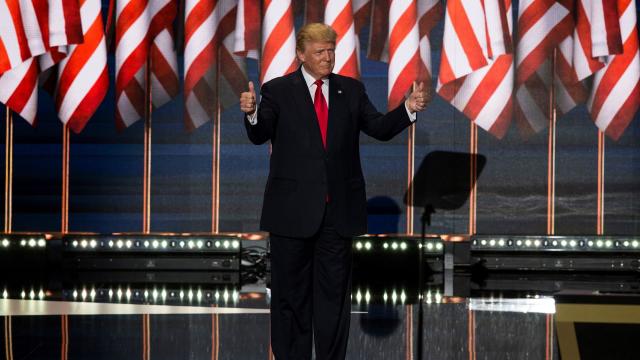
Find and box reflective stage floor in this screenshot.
[2,271,640,360]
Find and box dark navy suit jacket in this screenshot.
[245,68,413,238]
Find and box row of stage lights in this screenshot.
[352,288,444,305]
[353,240,443,253]
[65,238,240,252]
[0,237,47,249]
[472,237,640,251]
[2,288,47,300]
[1,286,241,305]
[65,287,240,304]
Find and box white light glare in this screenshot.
[400,242,407,250]
[90,239,97,248]
[28,239,37,247]
[232,240,240,249]
[2,239,9,248]
[80,240,88,248]
[2,289,7,299]
[364,242,372,251]
[37,239,46,248]
[355,242,362,250]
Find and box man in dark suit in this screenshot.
[240,23,432,360]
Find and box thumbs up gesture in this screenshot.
[405,81,432,113]
[240,81,257,114]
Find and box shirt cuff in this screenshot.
[404,101,417,122]
[246,109,258,125]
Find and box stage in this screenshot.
[1,233,639,359]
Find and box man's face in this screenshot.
[297,41,335,79]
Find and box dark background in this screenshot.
[1,0,638,236]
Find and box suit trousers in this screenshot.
[269,203,353,360]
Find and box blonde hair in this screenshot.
[296,23,337,52]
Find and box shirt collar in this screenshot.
[301,65,328,88]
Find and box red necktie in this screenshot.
[313,79,328,148]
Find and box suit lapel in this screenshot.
[327,74,348,154]
[291,69,326,152]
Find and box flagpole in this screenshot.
[596,131,605,234]
[61,124,70,234]
[211,46,221,234]
[547,49,557,236]
[4,108,13,233]
[142,57,153,234]
[468,122,478,235]
[406,124,415,235]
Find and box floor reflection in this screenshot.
[1,271,640,359]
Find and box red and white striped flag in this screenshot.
[587,0,639,140]
[261,0,297,83]
[149,29,179,108]
[437,0,514,139]
[325,0,359,78]
[115,0,177,130]
[0,0,83,74]
[514,0,574,134]
[369,0,441,109]
[388,0,422,109]
[55,0,108,134]
[234,0,260,58]
[0,0,83,124]
[185,0,248,130]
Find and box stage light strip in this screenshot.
[63,237,240,253]
[472,236,640,252]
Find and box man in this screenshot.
[240,23,432,360]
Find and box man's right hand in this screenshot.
[240,81,257,114]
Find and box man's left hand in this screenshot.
[405,81,433,113]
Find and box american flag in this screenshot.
[325,0,359,78]
[369,0,441,109]
[261,0,297,83]
[184,0,248,130]
[0,0,83,124]
[586,0,639,140]
[437,0,514,138]
[514,0,573,134]
[55,0,108,133]
[115,0,177,130]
